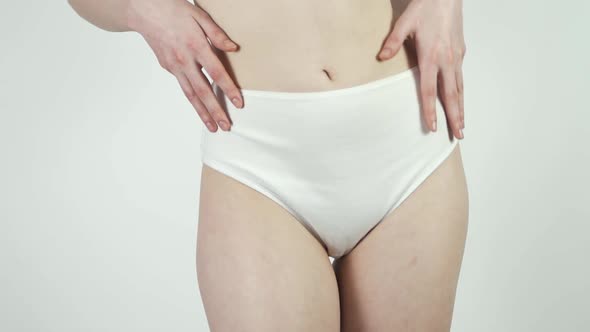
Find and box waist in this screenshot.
[202,64,453,183]
[198,0,417,92]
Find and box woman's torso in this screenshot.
[196,0,418,92]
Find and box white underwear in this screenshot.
[200,65,458,259]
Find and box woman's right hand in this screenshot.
[127,0,243,132]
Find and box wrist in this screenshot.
[126,0,144,32]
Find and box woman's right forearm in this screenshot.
[67,0,136,32]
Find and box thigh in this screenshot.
[196,164,340,332]
[333,144,469,332]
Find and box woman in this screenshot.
[68,0,469,330]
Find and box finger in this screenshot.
[378,11,414,61]
[192,45,243,109]
[191,4,239,52]
[183,60,233,132]
[440,66,463,139]
[175,71,218,133]
[455,65,464,129]
[418,63,438,132]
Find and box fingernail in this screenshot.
[231,97,242,108]
[224,40,237,50]
[459,128,464,139]
[206,121,215,131]
[219,120,229,131]
[379,48,392,59]
[432,120,437,132]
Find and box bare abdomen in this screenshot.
[196,0,418,92]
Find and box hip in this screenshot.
[202,65,456,181]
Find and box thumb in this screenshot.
[378,12,414,61]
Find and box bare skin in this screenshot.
[69,0,465,136]
[333,144,468,331]
[67,0,469,330]
[197,164,341,331]
[197,0,465,139]
[189,0,469,330]
[196,0,416,91]
[198,143,468,331]
[196,1,468,330]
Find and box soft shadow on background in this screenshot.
[1,1,589,331]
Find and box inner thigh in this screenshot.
[333,144,469,332]
[196,164,340,332]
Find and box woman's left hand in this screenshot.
[378,0,466,139]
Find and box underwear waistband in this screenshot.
[214,65,420,101]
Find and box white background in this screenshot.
[1,1,589,331]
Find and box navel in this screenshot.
[321,68,333,81]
